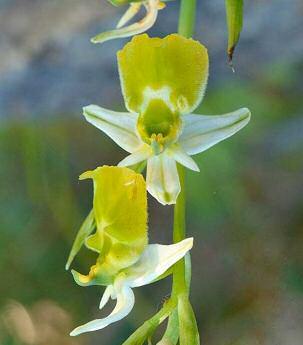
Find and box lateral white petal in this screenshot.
[91,0,158,44]
[118,145,152,167]
[127,238,194,288]
[116,3,142,29]
[169,146,200,172]
[179,108,251,155]
[146,153,180,205]
[99,285,114,310]
[83,104,141,153]
[70,284,135,336]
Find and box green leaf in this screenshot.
[225,0,243,63]
[178,294,200,345]
[65,210,95,270]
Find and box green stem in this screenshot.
[172,165,187,295]
[172,0,197,298]
[166,2,198,343]
[178,0,197,38]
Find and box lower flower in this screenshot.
[66,166,193,336]
[70,238,193,336]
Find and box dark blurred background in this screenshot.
[0,1,303,344]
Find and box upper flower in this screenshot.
[91,0,165,44]
[83,34,251,205]
[67,166,193,336]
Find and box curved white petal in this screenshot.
[169,146,200,172]
[126,238,194,288]
[116,3,142,29]
[70,284,135,336]
[99,285,114,310]
[83,104,141,153]
[179,108,251,155]
[91,0,158,44]
[118,145,152,167]
[146,153,180,205]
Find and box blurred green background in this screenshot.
[0,1,303,344]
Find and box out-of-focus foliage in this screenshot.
[1,61,303,343]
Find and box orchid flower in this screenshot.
[67,166,193,336]
[83,34,251,205]
[91,0,165,44]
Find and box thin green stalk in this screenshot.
[172,165,187,295]
[166,2,199,343]
[178,0,197,38]
[173,0,197,298]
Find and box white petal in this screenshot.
[70,284,135,336]
[99,285,114,310]
[169,146,200,172]
[179,108,251,155]
[116,3,142,29]
[146,153,180,205]
[91,0,158,44]
[126,238,194,288]
[118,145,152,167]
[83,104,141,153]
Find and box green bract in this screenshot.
[83,34,251,205]
[67,166,193,336]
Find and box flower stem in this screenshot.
[178,0,197,38]
[173,0,197,297]
[169,2,198,343]
[172,165,187,295]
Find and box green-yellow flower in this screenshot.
[83,34,251,205]
[67,166,193,336]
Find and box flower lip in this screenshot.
[137,98,182,152]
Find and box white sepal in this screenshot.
[169,146,200,172]
[83,104,140,153]
[118,145,152,167]
[70,283,135,336]
[179,108,251,155]
[146,152,180,205]
[99,285,114,310]
[126,238,194,288]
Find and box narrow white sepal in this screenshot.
[169,146,200,172]
[180,108,251,155]
[116,3,142,29]
[99,285,114,310]
[70,284,135,336]
[83,104,140,153]
[91,0,158,44]
[146,153,180,205]
[127,238,194,288]
[118,145,152,167]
